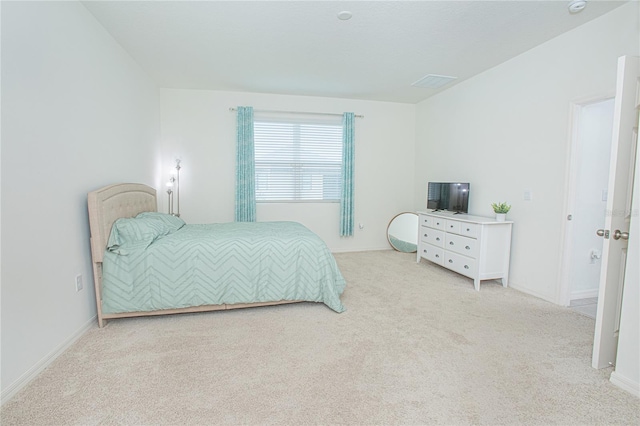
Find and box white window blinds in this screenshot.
[254,112,343,202]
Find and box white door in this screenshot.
[592,56,639,369]
[610,116,640,394]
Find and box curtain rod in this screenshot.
[228,107,364,118]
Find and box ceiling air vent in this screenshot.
[412,74,457,89]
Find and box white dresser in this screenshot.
[416,211,513,291]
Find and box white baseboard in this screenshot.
[570,289,599,300]
[1,315,97,406]
[610,371,640,397]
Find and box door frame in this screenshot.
[557,92,615,307]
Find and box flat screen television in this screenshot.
[427,182,470,214]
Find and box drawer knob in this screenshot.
[448,259,453,263]
[423,249,427,253]
[436,237,440,241]
[464,265,469,269]
[424,234,428,237]
[435,254,439,258]
[466,228,470,231]
[465,246,470,250]
[449,241,454,245]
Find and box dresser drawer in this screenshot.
[419,244,444,265]
[460,223,480,238]
[445,220,461,234]
[445,233,478,258]
[444,252,476,279]
[420,227,445,247]
[420,215,445,230]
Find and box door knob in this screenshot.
[613,230,629,240]
[596,229,609,238]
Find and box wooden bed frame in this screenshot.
[88,183,296,328]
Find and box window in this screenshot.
[254,113,343,202]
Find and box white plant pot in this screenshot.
[495,213,507,222]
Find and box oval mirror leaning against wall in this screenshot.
[387,212,418,253]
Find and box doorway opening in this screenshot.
[559,96,615,314]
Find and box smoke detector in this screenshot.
[568,0,587,13]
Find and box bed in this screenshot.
[88,183,346,327]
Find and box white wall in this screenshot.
[1,1,159,400]
[414,2,639,302]
[160,89,415,252]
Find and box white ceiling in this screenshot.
[82,0,627,104]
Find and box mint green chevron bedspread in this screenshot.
[102,214,346,314]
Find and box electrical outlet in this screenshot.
[358,223,364,230]
[75,274,83,292]
[523,190,532,201]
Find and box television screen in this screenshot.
[427,182,470,213]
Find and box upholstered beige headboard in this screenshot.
[87,183,157,263]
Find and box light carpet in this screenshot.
[2,250,638,425]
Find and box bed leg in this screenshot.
[92,261,106,328]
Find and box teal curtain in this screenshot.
[340,112,355,237]
[235,106,256,222]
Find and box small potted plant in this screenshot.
[491,202,511,222]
